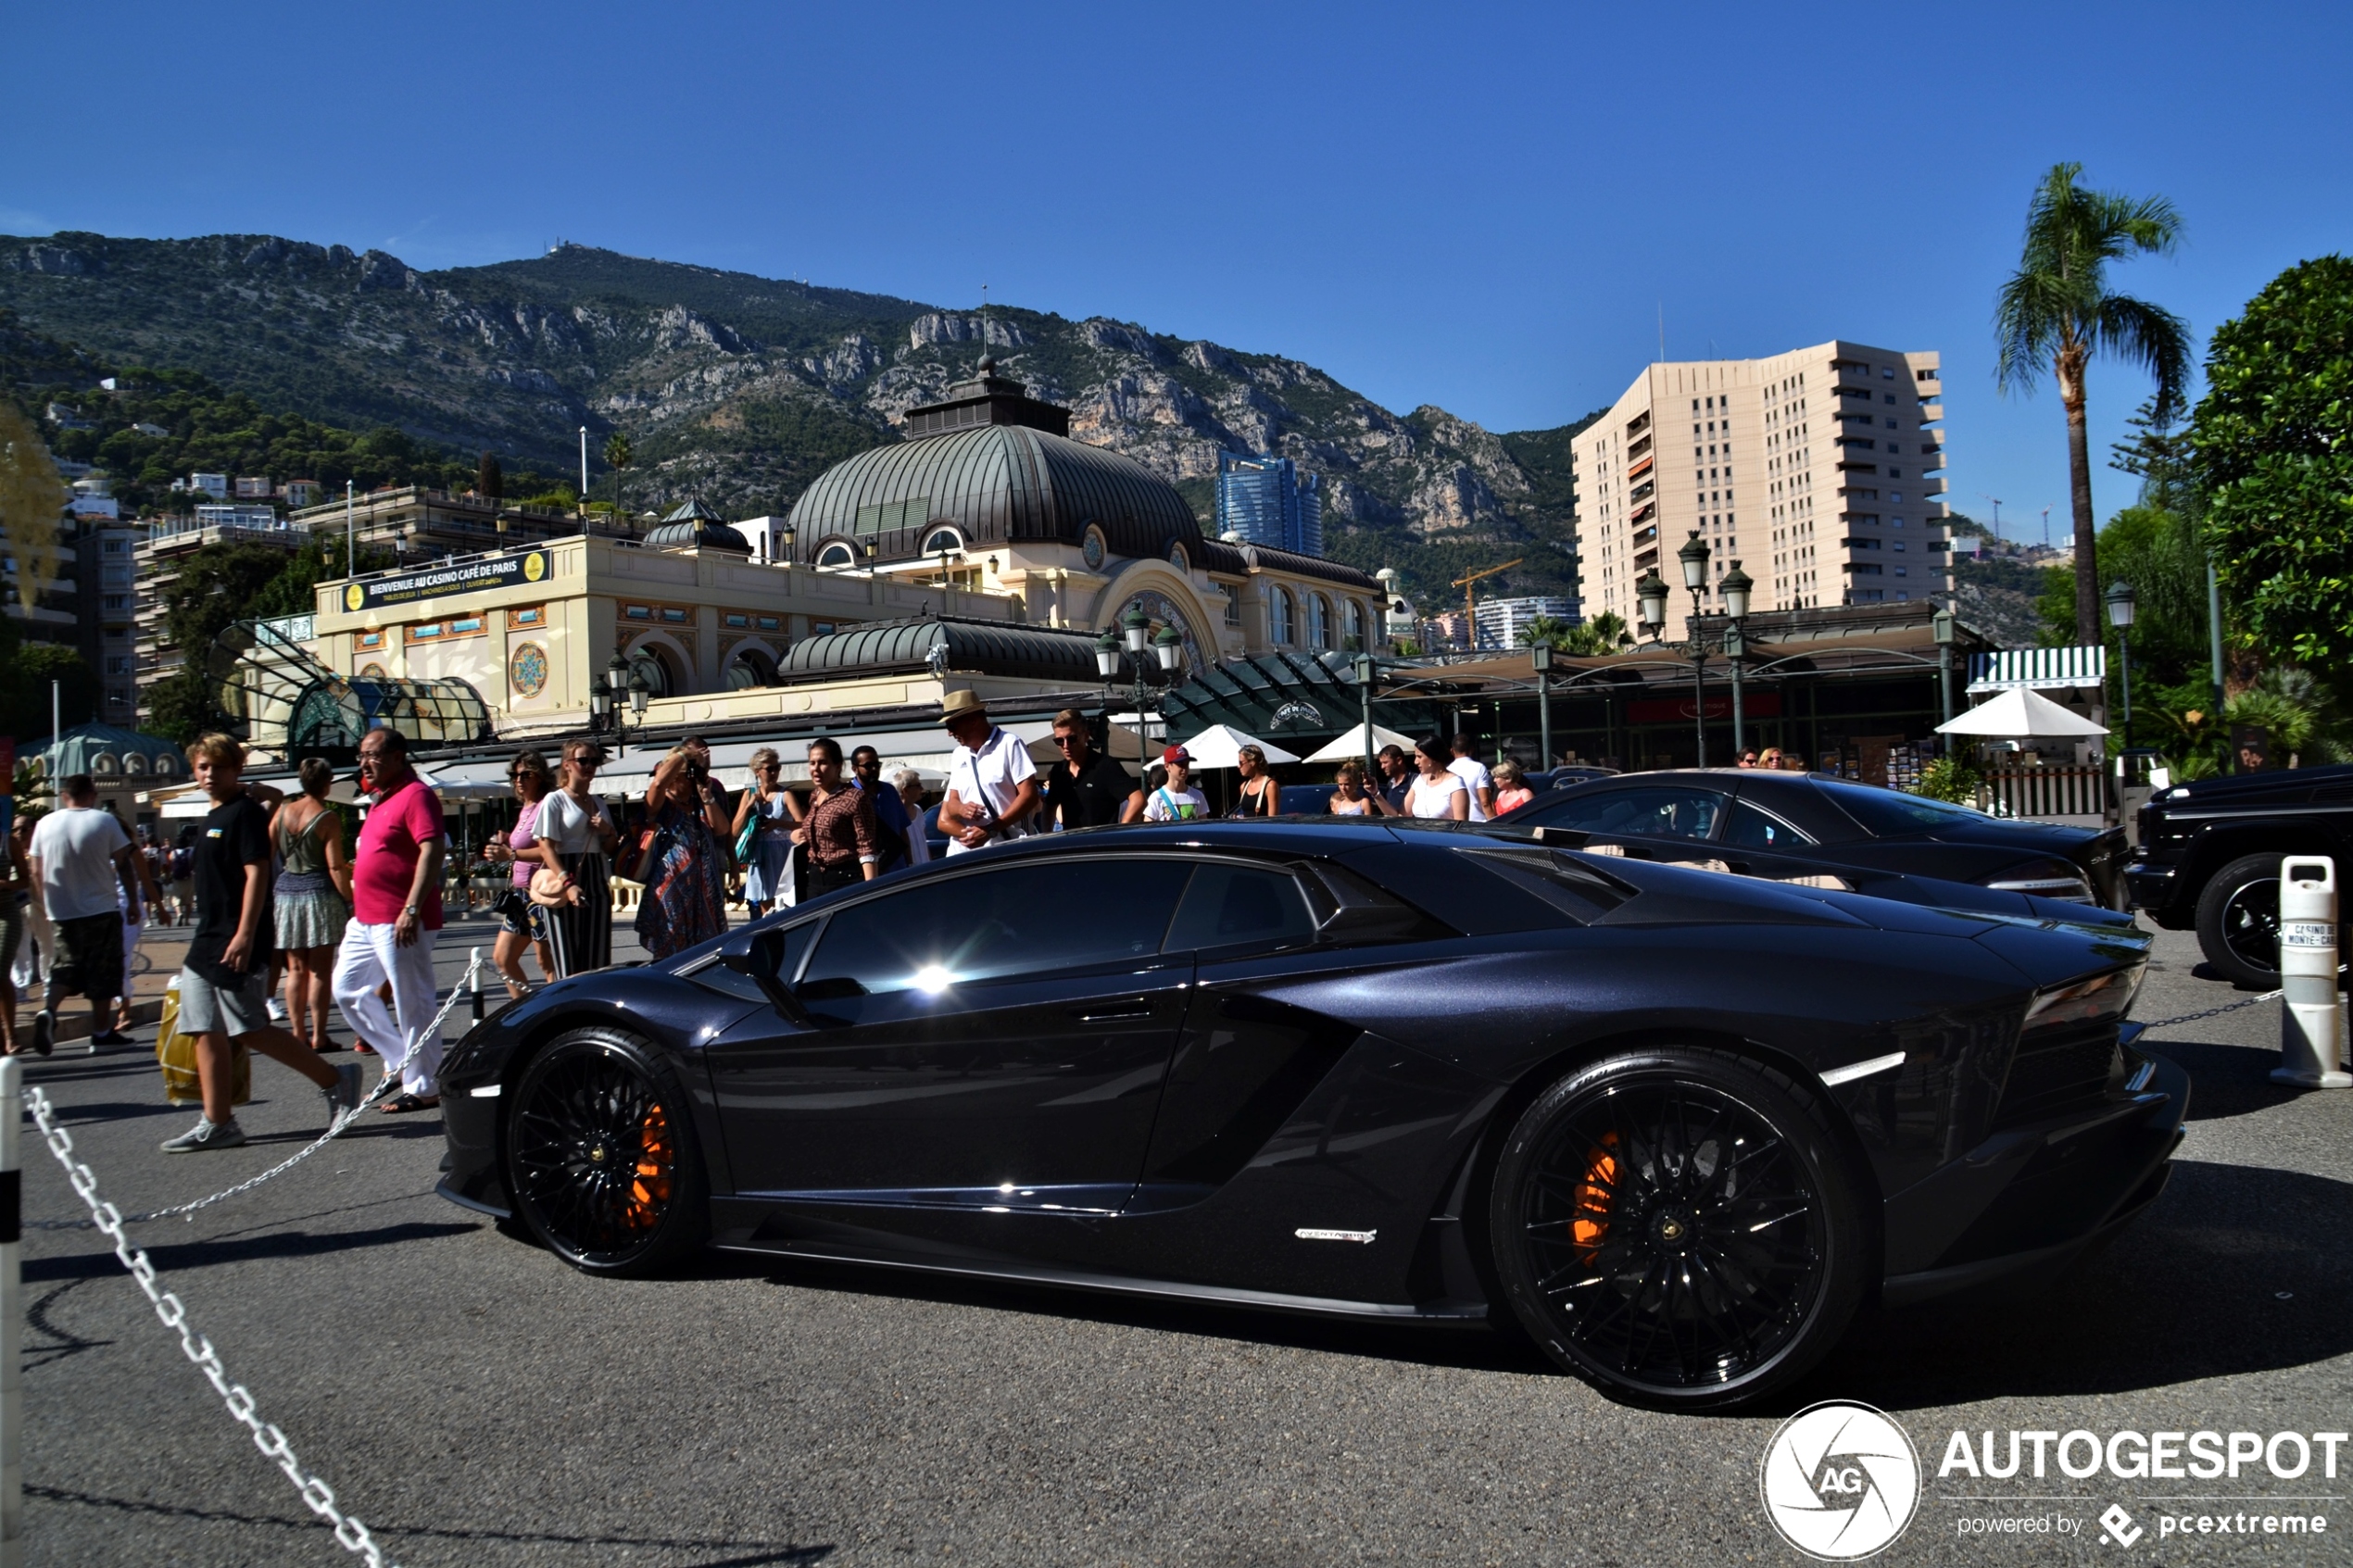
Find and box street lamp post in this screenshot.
[1931,607,1957,729]
[601,651,633,755]
[1677,532,1712,768]
[1720,560,1752,756]
[1529,642,1554,771]
[1353,652,1378,782]
[2106,580,2137,737]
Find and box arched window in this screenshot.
[921,527,963,558]
[90,753,120,775]
[628,647,674,698]
[1344,599,1365,652]
[727,646,778,689]
[815,541,855,570]
[1306,594,1329,650]
[123,753,149,775]
[1270,586,1294,646]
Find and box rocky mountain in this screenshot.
[0,232,1597,605]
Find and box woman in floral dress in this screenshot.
[633,746,731,960]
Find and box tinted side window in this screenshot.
[1725,800,1817,849]
[799,859,1192,996]
[1164,863,1316,954]
[1526,786,1727,841]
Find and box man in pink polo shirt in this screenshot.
[332,726,448,1112]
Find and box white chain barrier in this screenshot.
[22,1081,399,1566]
[26,953,484,1232]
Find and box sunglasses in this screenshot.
[1053,734,1086,747]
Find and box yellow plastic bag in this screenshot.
[156,977,250,1108]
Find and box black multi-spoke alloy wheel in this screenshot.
[504,1029,710,1276]
[1489,1047,1867,1410]
[2196,852,2283,989]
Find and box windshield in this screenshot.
[1812,776,1988,836]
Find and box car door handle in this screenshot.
[1071,999,1156,1022]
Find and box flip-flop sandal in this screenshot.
[379,1092,441,1114]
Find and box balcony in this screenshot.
[1922,478,1948,495]
[1919,401,1944,421]
[1628,434,1653,460]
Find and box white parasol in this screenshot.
[1936,687,2108,738]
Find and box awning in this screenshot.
[1301,721,1418,764]
[1937,687,2108,738]
[1177,724,1302,769]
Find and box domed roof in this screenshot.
[644,497,750,553]
[785,420,1202,566]
[777,613,1147,685]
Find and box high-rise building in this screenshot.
[1216,451,1323,558]
[1574,342,1948,630]
[1475,595,1580,650]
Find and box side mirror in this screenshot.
[736,927,815,1028]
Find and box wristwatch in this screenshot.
[401,904,419,918]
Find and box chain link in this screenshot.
[22,1081,400,1567]
[2135,987,2284,1032]
[26,955,482,1232]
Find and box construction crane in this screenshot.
[1451,558,1522,650]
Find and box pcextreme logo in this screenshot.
[1760,1401,1922,1560]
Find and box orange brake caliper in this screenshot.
[628,1102,675,1228]
[1570,1132,1618,1263]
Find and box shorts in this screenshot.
[176,966,272,1037]
[498,898,547,941]
[51,910,126,1001]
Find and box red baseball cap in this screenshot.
[1162,745,1191,765]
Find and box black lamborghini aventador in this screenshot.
[436,819,2181,1410]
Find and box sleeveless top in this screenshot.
[276,806,335,876]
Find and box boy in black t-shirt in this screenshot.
[160,734,362,1154]
[1042,709,1144,830]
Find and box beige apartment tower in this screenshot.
[1575,342,1948,630]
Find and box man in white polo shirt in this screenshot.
[937,690,1040,855]
[1448,733,1496,822]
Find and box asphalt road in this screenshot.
[17,913,2353,1566]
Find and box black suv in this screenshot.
[2127,762,2353,985]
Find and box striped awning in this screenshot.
[1967,646,2107,693]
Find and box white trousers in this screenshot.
[332,921,443,1096]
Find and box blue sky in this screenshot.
[7,1,2348,543]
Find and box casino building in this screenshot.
[267,360,1392,758]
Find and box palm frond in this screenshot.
[2088,295,2196,420]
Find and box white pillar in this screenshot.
[2272,856,2348,1088]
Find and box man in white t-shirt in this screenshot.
[1447,734,1495,822]
[937,690,1040,855]
[27,774,144,1054]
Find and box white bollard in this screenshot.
[2271,856,2349,1089]
[0,1055,21,1568]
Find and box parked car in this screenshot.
[438,819,2176,1411]
[1491,769,2131,913]
[2126,761,2353,986]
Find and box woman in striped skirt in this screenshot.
[531,739,621,976]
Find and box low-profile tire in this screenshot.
[2195,852,2283,988]
[503,1027,710,1277]
[1487,1046,1869,1411]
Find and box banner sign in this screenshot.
[342,549,548,612]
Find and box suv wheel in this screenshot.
[2195,852,2284,988]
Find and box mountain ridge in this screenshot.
[0,232,1596,607]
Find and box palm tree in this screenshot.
[603,431,633,525]
[1995,162,2193,645]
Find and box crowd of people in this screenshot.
[13,690,1632,1151]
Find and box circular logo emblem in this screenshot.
[345,583,365,611]
[523,550,547,582]
[1081,525,1106,571]
[1759,1401,1919,1561]
[510,641,549,699]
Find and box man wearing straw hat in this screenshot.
[936,690,1040,856]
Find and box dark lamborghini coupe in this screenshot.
[436,820,2182,1410]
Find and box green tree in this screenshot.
[603,431,633,521]
[1994,162,2193,645]
[1518,615,1574,650]
[0,612,97,745]
[2187,256,2353,667]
